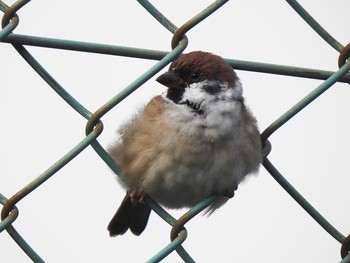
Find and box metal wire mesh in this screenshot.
[1,0,349,262]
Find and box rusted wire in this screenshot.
[341,234,350,259]
[339,43,350,69]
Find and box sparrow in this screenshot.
[107,51,262,236]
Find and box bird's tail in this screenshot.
[108,193,151,236]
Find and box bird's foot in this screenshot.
[224,184,238,198]
[129,189,145,206]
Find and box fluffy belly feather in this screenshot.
[111,95,261,211]
[139,106,256,209]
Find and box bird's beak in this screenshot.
[156,71,186,89]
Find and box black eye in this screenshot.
[190,70,202,82]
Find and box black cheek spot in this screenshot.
[202,84,221,95]
[166,87,185,104]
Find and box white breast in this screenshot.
[141,86,260,210]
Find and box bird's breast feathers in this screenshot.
[110,81,261,209]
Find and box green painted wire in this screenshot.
[286,0,343,52]
[0,124,103,263]
[0,194,18,233]
[261,60,350,142]
[0,2,19,41]
[261,61,350,243]
[0,0,349,262]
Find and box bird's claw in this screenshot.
[224,184,238,198]
[129,189,145,206]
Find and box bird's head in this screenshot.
[156,51,243,115]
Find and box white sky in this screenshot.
[1,1,349,262]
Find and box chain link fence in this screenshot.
[1,0,349,262]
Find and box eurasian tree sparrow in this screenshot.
[107,51,262,236]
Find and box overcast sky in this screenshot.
[1,1,349,262]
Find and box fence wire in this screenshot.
[0,0,350,262]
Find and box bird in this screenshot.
[107,51,262,236]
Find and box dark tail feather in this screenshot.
[129,203,151,235]
[108,194,133,236]
[108,193,151,236]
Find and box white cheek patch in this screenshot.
[179,79,242,112]
[179,81,212,107]
[163,79,244,140]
